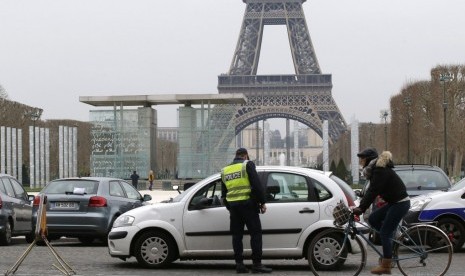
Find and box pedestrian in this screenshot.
[221,148,272,274]
[148,170,155,191]
[352,148,410,275]
[130,170,139,189]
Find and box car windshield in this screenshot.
[43,180,99,194]
[395,169,450,191]
[450,178,465,191]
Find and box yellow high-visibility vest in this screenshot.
[221,161,251,202]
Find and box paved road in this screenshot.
[16,190,462,275]
[1,237,464,276]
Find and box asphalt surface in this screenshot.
[1,237,464,276]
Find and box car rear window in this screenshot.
[329,175,356,201]
[395,169,450,191]
[43,180,99,195]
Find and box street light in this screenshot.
[27,108,43,188]
[380,110,389,150]
[440,73,454,175]
[403,96,412,163]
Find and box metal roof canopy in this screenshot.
[79,94,246,107]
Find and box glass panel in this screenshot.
[120,181,141,200]
[109,181,125,197]
[266,172,308,202]
[89,108,151,179]
[44,180,98,194]
[10,178,26,200]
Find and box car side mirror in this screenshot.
[193,197,211,210]
[354,190,363,197]
[28,195,35,202]
[172,185,181,194]
[143,194,152,202]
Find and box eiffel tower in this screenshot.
[218,0,346,142]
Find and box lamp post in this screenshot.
[380,110,389,150]
[440,73,454,175]
[27,108,43,188]
[403,96,412,163]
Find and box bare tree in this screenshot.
[0,84,9,99]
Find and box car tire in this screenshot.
[134,231,177,268]
[78,237,95,245]
[0,220,12,246]
[308,229,348,271]
[25,232,35,244]
[437,218,465,252]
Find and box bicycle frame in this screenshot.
[338,213,433,262]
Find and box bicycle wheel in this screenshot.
[308,228,366,276]
[394,224,452,276]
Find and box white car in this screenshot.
[108,166,353,269]
[405,177,465,252]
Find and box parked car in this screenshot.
[358,164,452,244]
[405,177,465,251]
[32,177,152,244]
[0,174,35,245]
[108,166,357,269]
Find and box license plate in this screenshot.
[54,202,77,209]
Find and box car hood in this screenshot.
[407,189,446,197]
[121,201,184,223]
[411,190,444,201]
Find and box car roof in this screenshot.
[50,177,126,181]
[393,164,444,171]
[256,166,331,176]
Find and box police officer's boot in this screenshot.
[236,263,249,274]
[251,262,272,274]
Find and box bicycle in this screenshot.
[308,201,453,276]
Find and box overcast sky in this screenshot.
[1,0,464,131]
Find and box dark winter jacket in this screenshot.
[359,151,409,212]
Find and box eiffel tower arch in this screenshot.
[218,0,346,142]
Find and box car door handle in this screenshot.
[299,208,315,213]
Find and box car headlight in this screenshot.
[409,197,432,212]
[113,215,135,228]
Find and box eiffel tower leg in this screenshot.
[4,238,38,276]
[43,238,76,275]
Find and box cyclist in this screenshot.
[353,148,410,275]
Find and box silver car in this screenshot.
[32,177,152,244]
[0,174,35,245]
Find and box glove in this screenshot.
[352,207,363,215]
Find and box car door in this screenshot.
[182,178,231,251]
[119,181,144,210]
[108,180,134,215]
[0,177,28,231]
[8,177,32,231]
[259,171,320,249]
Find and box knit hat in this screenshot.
[357,148,378,159]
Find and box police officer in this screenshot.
[221,148,272,274]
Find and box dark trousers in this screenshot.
[368,200,410,258]
[229,200,263,264]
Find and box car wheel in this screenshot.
[25,232,35,244]
[0,221,12,246]
[437,218,465,252]
[308,229,348,271]
[134,231,177,268]
[78,237,95,245]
